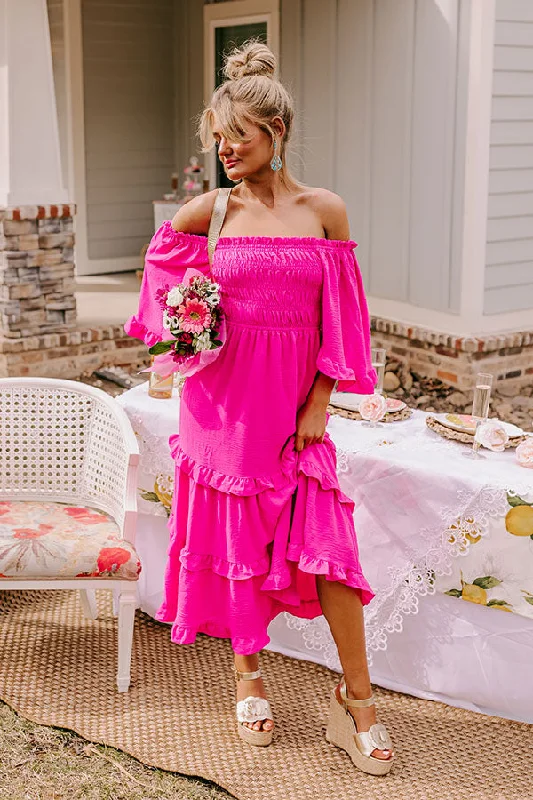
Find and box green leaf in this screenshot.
[148,341,173,355]
[487,599,510,607]
[445,589,462,598]
[139,491,160,503]
[212,340,223,347]
[507,492,532,508]
[473,576,502,589]
[524,596,533,606]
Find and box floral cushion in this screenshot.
[0,501,140,580]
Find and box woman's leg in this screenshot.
[316,577,393,760]
[234,652,274,732]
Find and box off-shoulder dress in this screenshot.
[125,222,377,655]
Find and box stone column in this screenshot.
[0,204,76,339]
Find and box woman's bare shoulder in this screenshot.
[171,190,219,235]
[303,188,350,241]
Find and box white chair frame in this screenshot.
[0,378,140,691]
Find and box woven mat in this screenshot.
[426,415,525,448]
[328,404,412,423]
[0,590,531,800]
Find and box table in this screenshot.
[153,200,185,231]
[117,383,533,723]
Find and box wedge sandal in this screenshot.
[325,678,394,775]
[235,668,274,747]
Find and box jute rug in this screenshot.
[0,590,530,800]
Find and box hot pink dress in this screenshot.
[126,222,377,655]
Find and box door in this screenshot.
[204,0,280,188]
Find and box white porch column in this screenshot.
[0,0,67,206]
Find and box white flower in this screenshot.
[475,420,509,452]
[236,696,272,724]
[205,292,220,307]
[162,309,172,330]
[194,331,212,352]
[516,437,533,468]
[359,394,387,422]
[169,314,181,332]
[167,286,184,307]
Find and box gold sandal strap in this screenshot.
[235,669,262,682]
[340,679,375,708]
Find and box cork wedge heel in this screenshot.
[325,679,394,776]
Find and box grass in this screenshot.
[0,701,233,800]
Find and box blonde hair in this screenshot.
[199,40,300,189]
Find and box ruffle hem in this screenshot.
[156,433,374,654]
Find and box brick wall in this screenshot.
[371,317,533,391]
[0,325,149,379]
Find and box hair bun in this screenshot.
[224,41,276,81]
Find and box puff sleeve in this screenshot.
[316,244,377,394]
[124,221,210,347]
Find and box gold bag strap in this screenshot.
[207,187,232,265]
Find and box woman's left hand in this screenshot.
[295,400,327,452]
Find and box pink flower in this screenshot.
[516,437,533,468]
[475,420,509,452]
[97,547,133,575]
[178,298,211,333]
[0,502,11,516]
[155,286,170,309]
[64,507,107,524]
[13,524,53,539]
[359,394,387,422]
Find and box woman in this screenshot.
[126,41,394,775]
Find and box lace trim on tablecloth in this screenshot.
[283,451,531,672]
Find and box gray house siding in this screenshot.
[281,0,463,313]
[485,0,533,315]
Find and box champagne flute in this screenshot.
[361,348,387,428]
[372,348,387,396]
[463,372,493,459]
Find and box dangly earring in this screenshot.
[270,139,283,172]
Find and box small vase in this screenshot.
[148,357,173,399]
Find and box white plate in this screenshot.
[330,393,406,414]
[436,413,524,438]
[329,393,370,412]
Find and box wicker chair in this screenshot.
[0,378,140,691]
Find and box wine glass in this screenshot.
[462,373,493,459]
[361,348,387,428]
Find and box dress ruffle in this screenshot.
[169,435,292,496]
[157,435,374,654]
[123,317,160,348]
[179,549,270,580]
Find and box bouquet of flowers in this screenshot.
[147,269,225,378]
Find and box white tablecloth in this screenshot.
[117,383,533,723]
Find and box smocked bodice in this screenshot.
[213,238,341,330]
